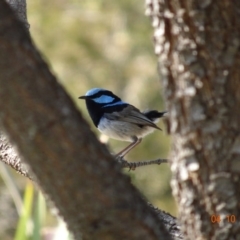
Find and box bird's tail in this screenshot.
[143,110,167,122]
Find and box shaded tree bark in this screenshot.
[146,0,240,239]
[6,0,29,29]
[0,1,177,239]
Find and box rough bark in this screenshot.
[0,132,32,180]
[146,0,240,239]
[5,0,29,29]
[0,1,174,239]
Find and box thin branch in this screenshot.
[117,157,169,170]
[0,133,33,181]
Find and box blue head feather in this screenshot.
[84,88,126,105]
[81,88,129,126]
[93,95,115,104]
[85,88,104,97]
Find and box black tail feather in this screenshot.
[143,110,167,121]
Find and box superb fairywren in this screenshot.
[79,88,166,158]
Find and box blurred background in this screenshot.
[0,0,176,239]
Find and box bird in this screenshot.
[79,88,166,158]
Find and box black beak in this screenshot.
[78,96,87,99]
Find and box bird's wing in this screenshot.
[104,105,161,130]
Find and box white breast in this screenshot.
[97,116,157,142]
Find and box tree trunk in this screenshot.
[146,0,240,239]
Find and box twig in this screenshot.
[117,157,169,170]
[0,132,33,181]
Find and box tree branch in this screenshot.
[0,132,33,180]
[5,0,29,29]
[150,204,183,240]
[0,2,172,239]
[118,158,168,170]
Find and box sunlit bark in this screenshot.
[147,0,240,239]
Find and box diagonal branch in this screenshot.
[0,2,172,239]
[5,0,29,29]
[0,133,33,181]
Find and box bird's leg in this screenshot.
[115,137,142,159]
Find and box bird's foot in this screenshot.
[113,154,124,160]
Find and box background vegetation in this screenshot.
[0,0,176,239]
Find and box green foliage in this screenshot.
[32,192,46,240]
[14,181,34,240]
